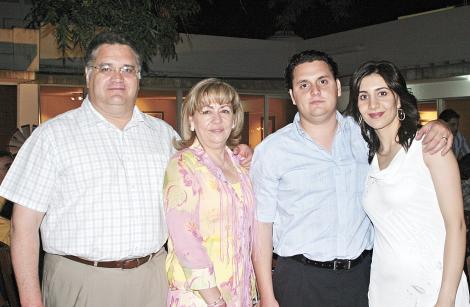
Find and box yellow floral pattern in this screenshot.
[164,141,256,306]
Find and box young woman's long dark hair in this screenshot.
[345,61,420,163]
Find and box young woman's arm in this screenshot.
[424,150,466,307]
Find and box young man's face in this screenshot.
[289,60,341,125]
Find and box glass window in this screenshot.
[40,86,84,123]
[239,95,264,148]
[0,85,17,150]
[417,100,437,126]
[40,86,178,130]
[444,98,470,145]
[267,96,296,136]
[137,89,177,130]
[238,95,294,148]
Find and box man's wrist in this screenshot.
[259,291,276,301]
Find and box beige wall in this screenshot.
[18,84,39,126]
[299,6,470,79]
[39,25,83,60]
[0,28,39,71]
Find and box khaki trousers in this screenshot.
[42,249,168,307]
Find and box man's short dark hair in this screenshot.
[85,32,142,68]
[284,50,339,90]
[438,108,460,122]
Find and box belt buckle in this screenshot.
[333,259,351,270]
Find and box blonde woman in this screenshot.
[164,78,257,307]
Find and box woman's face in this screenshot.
[357,73,401,132]
[189,102,235,150]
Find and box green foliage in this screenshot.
[26,0,200,67]
[268,0,352,31]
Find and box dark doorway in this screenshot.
[0,86,17,151]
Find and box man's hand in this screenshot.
[233,144,253,169]
[253,222,279,307]
[416,120,453,155]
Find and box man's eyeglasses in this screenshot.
[88,64,140,78]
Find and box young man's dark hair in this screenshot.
[284,49,339,90]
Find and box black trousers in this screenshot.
[273,253,371,307]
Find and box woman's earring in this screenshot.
[397,108,406,121]
[358,115,363,126]
[190,124,195,132]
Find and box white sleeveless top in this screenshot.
[364,139,469,306]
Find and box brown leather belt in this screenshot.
[63,252,157,269]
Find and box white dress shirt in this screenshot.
[0,97,178,261]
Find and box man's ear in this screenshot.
[289,89,297,106]
[336,79,342,97]
[85,68,91,87]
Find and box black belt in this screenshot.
[290,249,371,271]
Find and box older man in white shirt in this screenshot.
[0,32,177,307]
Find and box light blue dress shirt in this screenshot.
[453,131,470,160]
[251,112,374,261]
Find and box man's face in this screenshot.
[289,60,341,125]
[0,156,12,183]
[86,44,140,116]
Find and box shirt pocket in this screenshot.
[280,164,332,214]
[283,164,331,193]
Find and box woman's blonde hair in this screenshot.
[175,78,244,150]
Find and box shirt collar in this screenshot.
[188,139,243,176]
[293,110,345,138]
[80,96,152,130]
[188,138,236,162]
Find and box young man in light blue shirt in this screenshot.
[251,50,453,307]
